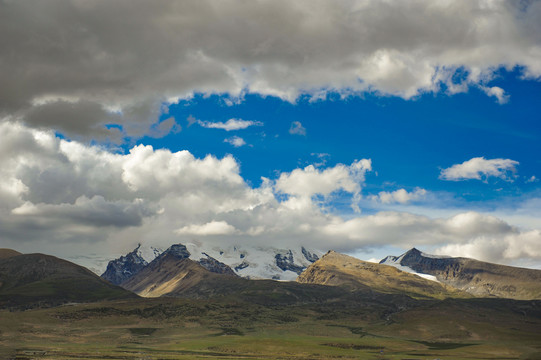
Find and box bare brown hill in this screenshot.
[0,248,22,259]
[297,251,469,300]
[0,253,135,309]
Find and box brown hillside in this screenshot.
[386,248,541,300]
[0,249,22,259]
[0,253,135,308]
[297,251,469,300]
[121,253,239,297]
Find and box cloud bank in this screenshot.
[1,122,540,272]
[1,0,541,139]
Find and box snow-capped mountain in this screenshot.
[183,242,320,280]
[379,248,440,282]
[101,244,162,285]
[101,242,321,284]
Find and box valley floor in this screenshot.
[1,297,541,360]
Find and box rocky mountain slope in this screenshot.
[0,251,135,308]
[297,251,469,300]
[101,244,151,285]
[121,252,234,298]
[381,248,541,300]
[102,242,320,284]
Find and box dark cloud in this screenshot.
[0,0,540,139]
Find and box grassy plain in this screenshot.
[1,296,540,360]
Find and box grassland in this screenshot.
[1,296,540,360]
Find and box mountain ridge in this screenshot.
[380,248,541,300]
[101,242,320,284]
[297,250,469,300]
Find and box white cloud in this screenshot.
[198,118,263,131]
[224,136,247,147]
[289,121,306,136]
[176,221,238,236]
[1,122,540,271]
[2,1,541,139]
[479,85,510,104]
[526,175,538,183]
[371,187,427,204]
[275,159,371,212]
[440,157,519,182]
[435,229,541,265]
[319,210,541,266]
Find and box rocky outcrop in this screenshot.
[234,261,249,272]
[199,253,237,276]
[275,250,306,275]
[158,244,191,260]
[301,246,319,263]
[101,244,148,285]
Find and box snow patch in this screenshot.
[381,255,440,283]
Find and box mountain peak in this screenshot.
[101,245,149,285]
[161,244,190,259]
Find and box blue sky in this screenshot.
[139,68,540,207]
[1,0,540,271]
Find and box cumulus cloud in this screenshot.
[440,157,519,182]
[198,118,263,131]
[224,136,247,147]
[319,210,539,265]
[176,221,238,236]
[1,122,540,271]
[289,121,306,136]
[371,187,427,204]
[435,229,541,264]
[2,0,540,139]
[275,159,371,212]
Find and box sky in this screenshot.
[1,0,541,273]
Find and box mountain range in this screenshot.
[102,242,320,285]
[2,246,541,359]
[100,243,541,301]
[381,248,541,300]
[2,245,541,310]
